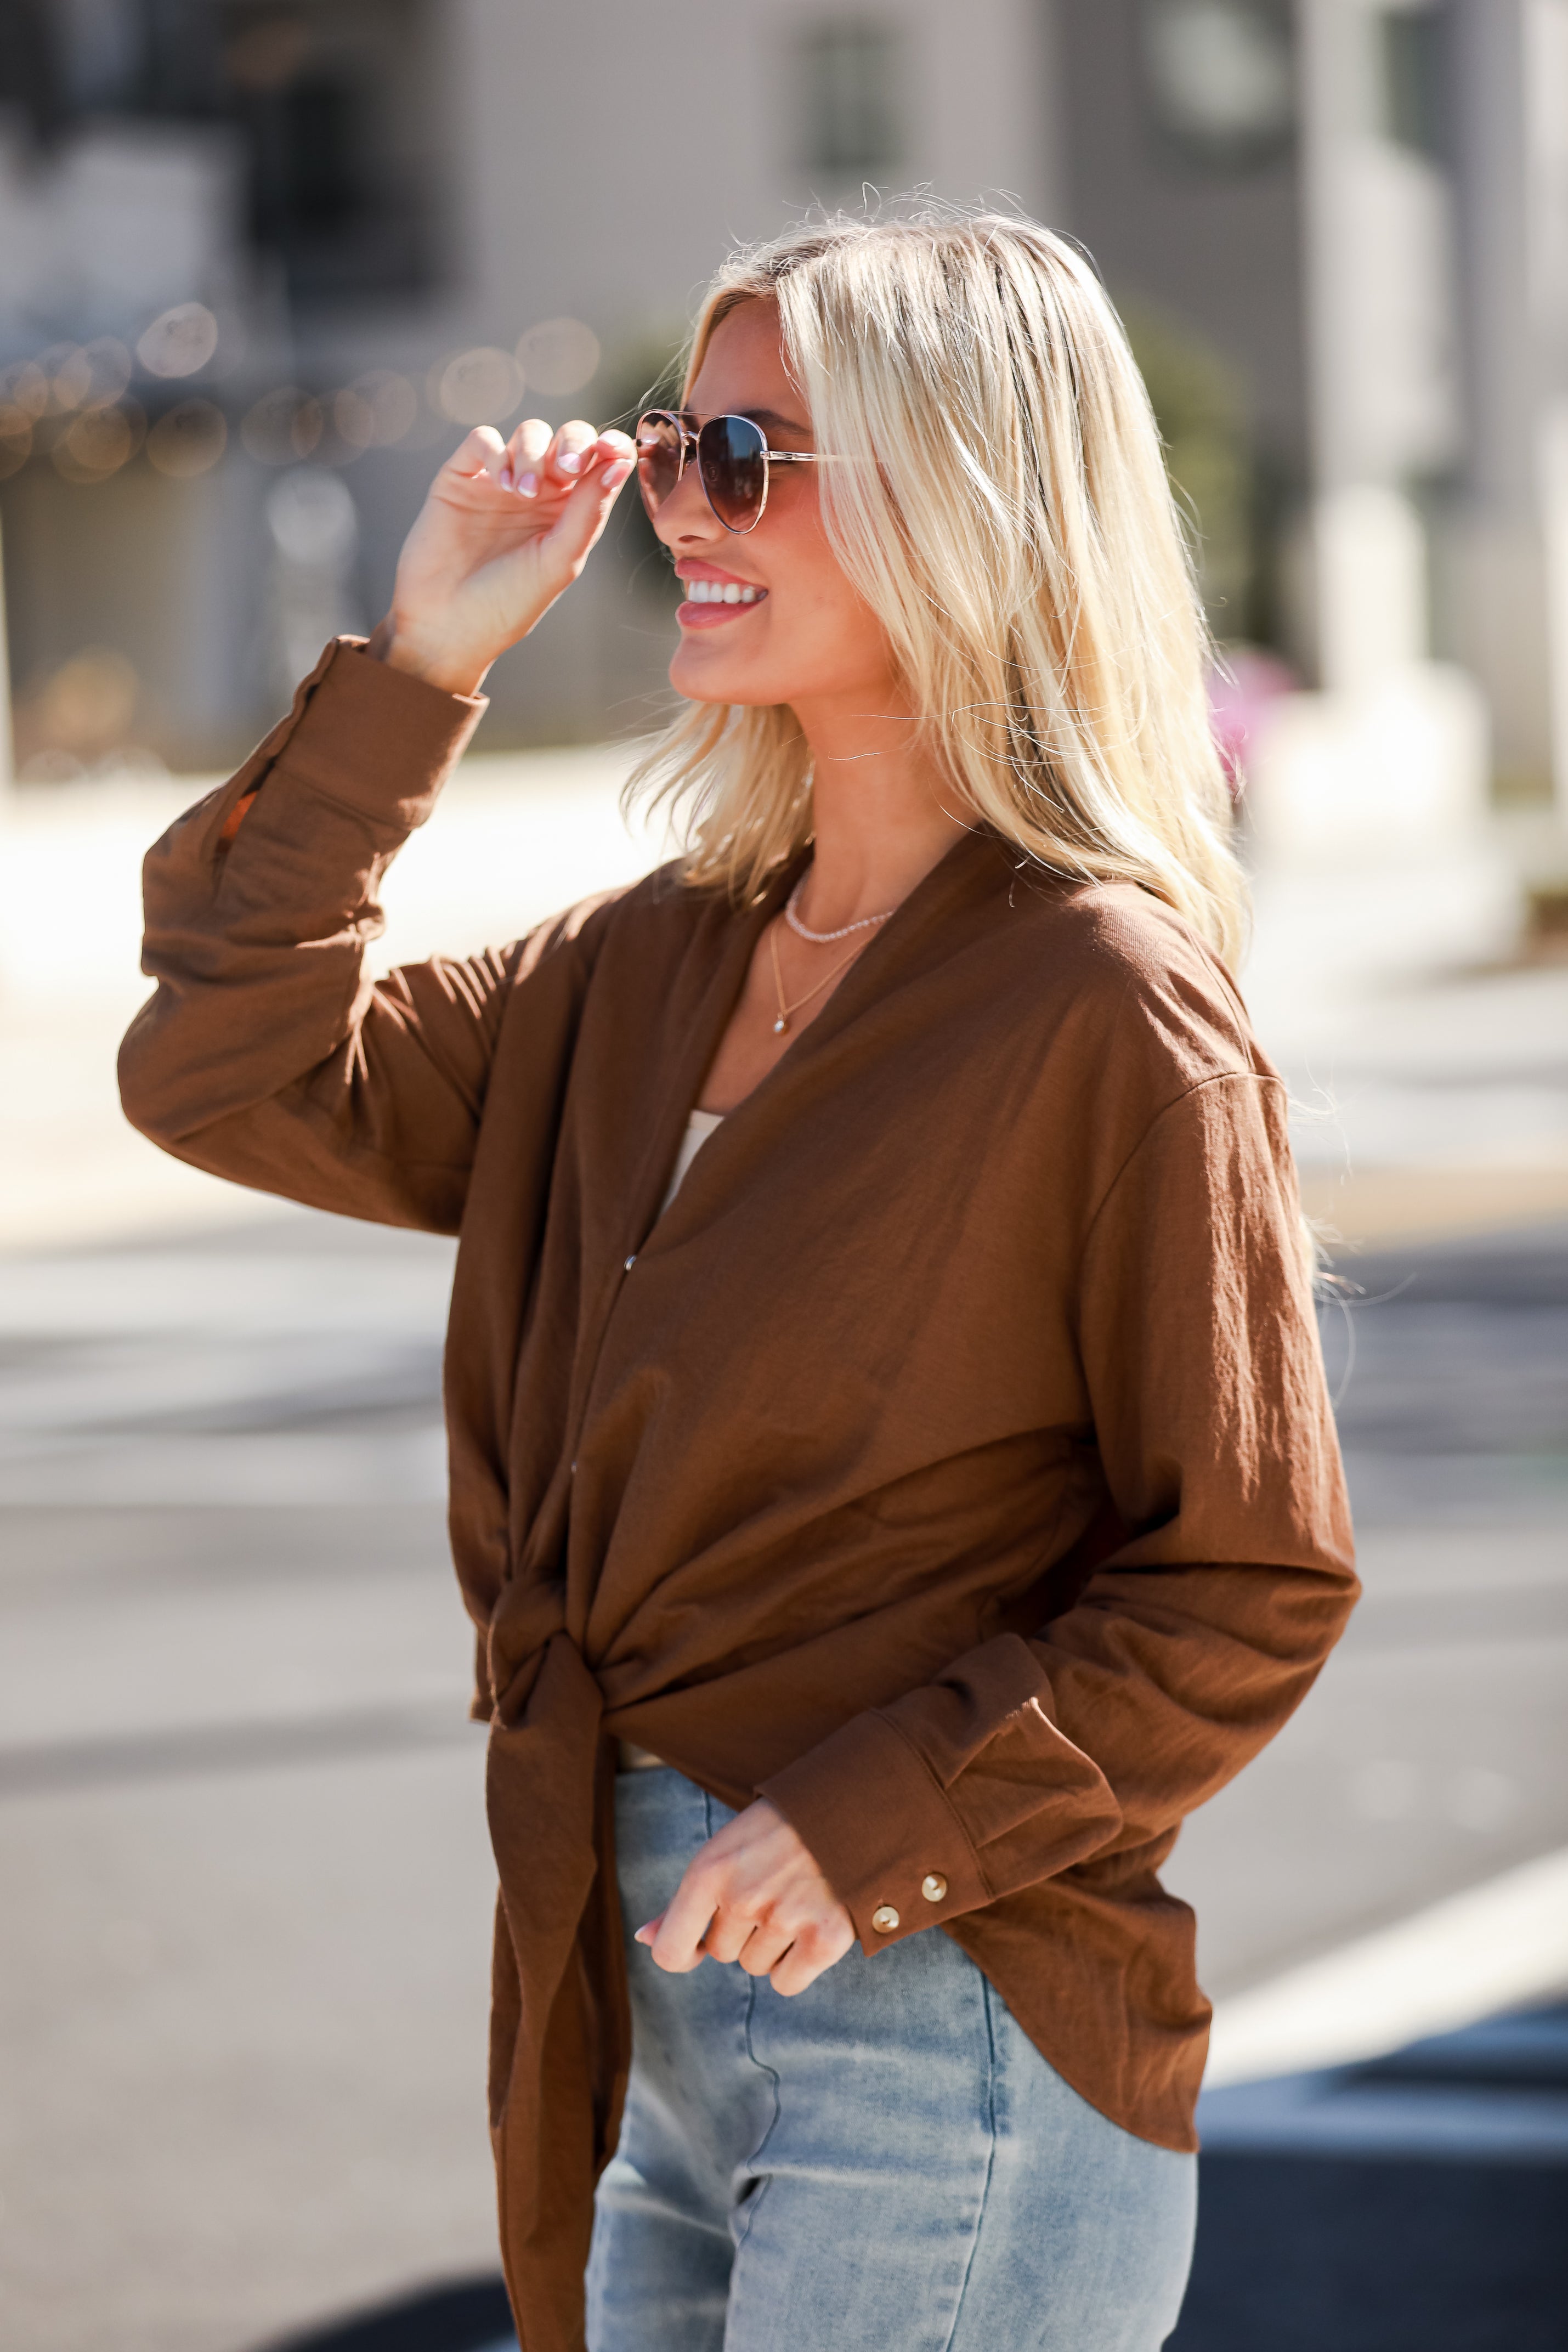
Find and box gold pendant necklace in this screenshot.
[768,921,868,1036]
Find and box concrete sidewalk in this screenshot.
[4,747,1567,1255]
[0,747,669,1251]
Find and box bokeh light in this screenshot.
[516,317,601,398]
[136,303,221,381]
[266,468,358,566]
[241,387,326,463]
[1,360,50,421]
[37,345,86,411]
[333,371,418,449]
[434,346,524,425]
[56,338,134,412]
[0,412,31,478]
[146,400,229,479]
[34,647,140,755]
[53,402,146,483]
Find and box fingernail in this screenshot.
[601,457,632,491]
[517,472,537,496]
[558,450,583,475]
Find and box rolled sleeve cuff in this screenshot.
[759,1710,990,1954]
[279,638,488,838]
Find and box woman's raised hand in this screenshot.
[636,1797,857,1998]
[373,417,637,697]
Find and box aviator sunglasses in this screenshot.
[635,409,827,535]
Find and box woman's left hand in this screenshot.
[636,1798,856,1997]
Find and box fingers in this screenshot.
[599,429,636,493]
[533,431,637,573]
[647,1860,721,1975]
[703,1901,770,1967]
[640,1879,849,1984]
[767,1914,857,1999]
[502,419,636,501]
[549,417,599,483]
[501,416,552,494]
[441,425,509,482]
[637,1800,857,1993]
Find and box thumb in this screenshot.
[545,476,626,571]
[543,445,635,570]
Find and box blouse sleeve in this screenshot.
[118,637,592,1235]
[760,1068,1359,1950]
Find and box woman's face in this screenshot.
[652,299,901,716]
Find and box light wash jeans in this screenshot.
[587,1767,1196,2352]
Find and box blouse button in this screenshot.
[623,1254,637,1272]
[870,1903,900,1935]
[921,1873,948,1904]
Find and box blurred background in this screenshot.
[1,3,1566,2349]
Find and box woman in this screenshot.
[122,211,1356,2352]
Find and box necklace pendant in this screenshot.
[772,1015,790,1035]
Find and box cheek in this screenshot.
[762,513,892,669]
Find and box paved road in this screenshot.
[2,1207,1565,2352]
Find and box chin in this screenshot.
[667,645,776,706]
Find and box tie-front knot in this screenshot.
[488,1576,571,1727]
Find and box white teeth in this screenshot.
[686,579,763,604]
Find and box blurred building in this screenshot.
[0,0,1565,908]
[0,0,1051,766]
[1053,0,1568,977]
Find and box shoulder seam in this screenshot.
[1079,1070,1287,1263]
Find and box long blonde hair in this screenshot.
[630,205,1247,968]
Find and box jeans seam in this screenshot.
[939,1970,1001,2351]
[704,1786,782,2257]
[732,1975,782,2253]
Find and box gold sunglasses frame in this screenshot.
[635,409,827,536]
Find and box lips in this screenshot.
[675,568,769,627]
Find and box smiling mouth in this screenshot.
[681,579,767,607]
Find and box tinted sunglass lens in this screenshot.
[635,414,683,513]
[699,415,767,530]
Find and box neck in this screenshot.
[789,688,970,929]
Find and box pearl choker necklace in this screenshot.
[784,874,896,945]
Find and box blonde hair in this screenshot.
[630,205,1247,968]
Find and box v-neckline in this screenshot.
[627,824,1004,1255]
[710,822,999,1116]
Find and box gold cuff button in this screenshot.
[870,1903,901,1934]
[921,1873,948,1903]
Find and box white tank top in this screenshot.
[659,1106,725,1214]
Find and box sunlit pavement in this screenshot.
[2,760,1567,2349]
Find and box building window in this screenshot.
[1378,3,1447,161]
[44,0,441,308]
[1138,0,1296,174]
[797,20,905,177]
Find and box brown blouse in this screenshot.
[120,640,1356,2352]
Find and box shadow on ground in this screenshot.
[256,2275,514,2352]
[1173,2003,1568,2351]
